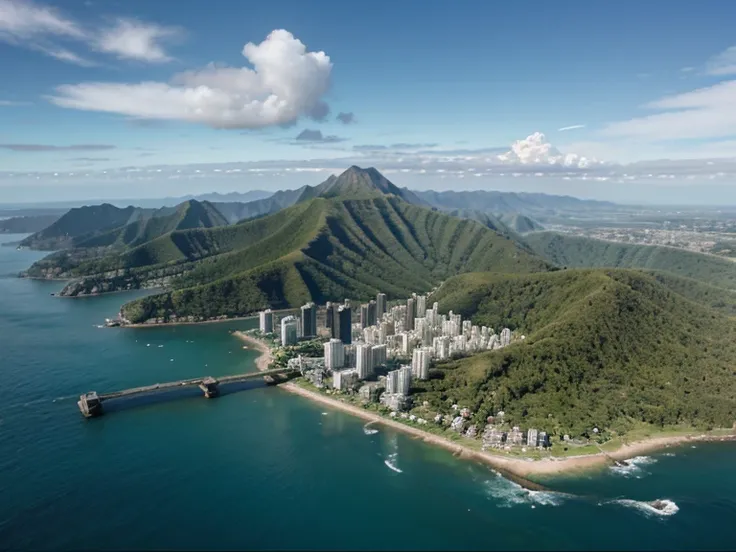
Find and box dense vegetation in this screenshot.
[120,195,550,322]
[415,269,736,438]
[526,231,736,290]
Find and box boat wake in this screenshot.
[610,455,657,478]
[608,498,679,517]
[484,470,565,508]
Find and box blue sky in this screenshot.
[2,0,736,203]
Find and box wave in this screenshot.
[610,455,657,477]
[384,452,402,473]
[610,498,679,517]
[484,471,564,508]
[363,422,378,435]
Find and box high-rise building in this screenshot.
[376,292,387,318]
[416,294,427,318]
[259,309,273,333]
[401,332,413,356]
[527,428,539,447]
[324,338,345,371]
[385,369,399,394]
[344,344,356,368]
[280,316,298,347]
[500,328,512,347]
[360,303,370,329]
[368,300,377,327]
[338,305,352,345]
[371,344,387,367]
[397,365,412,394]
[300,302,317,338]
[406,298,415,330]
[355,343,374,380]
[326,301,335,332]
[412,347,431,380]
[333,368,358,391]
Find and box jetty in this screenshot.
[77,367,296,418]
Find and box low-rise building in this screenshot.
[332,368,359,392]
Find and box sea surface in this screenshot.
[1,233,735,551]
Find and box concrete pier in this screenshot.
[77,367,297,417]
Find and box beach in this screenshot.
[233,331,275,372]
[242,333,735,478]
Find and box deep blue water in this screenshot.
[1,234,735,551]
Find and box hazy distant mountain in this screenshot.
[0,214,63,234]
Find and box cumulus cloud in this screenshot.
[336,112,355,124]
[0,143,115,152]
[704,45,736,76]
[95,18,181,63]
[0,0,179,64]
[602,80,736,141]
[496,132,598,168]
[48,29,333,130]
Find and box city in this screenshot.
[253,292,551,453]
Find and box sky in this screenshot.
[2,0,736,204]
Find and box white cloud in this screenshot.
[704,45,736,76]
[0,0,179,64]
[95,18,180,63]
[558,124,585,132]
[496,132,599,168]
[601,80,736,141]
[49,29,333,129]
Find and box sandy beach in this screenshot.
[233,331,275,371]
[241,333,735,478]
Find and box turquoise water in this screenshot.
[1,233,735,551]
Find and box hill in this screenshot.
[525,231,736,290]
[446,210,543,235]
[109,194,550,323]
[0,214,62,234]
[418,269,736,438]
[413,190,615,217]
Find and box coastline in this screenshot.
[124,315,257,329]
[232,331,274,372]
[242,333,736,478]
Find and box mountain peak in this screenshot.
[314,165,401,199]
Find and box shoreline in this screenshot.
[123,315,257,329]
[243,333,736,479]
[232,331,274,372]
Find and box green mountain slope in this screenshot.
[419,269,736,438]
[525,231,736,290]
[19,204,144,250]
[116,195,551,323]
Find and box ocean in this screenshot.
[1,233,735,551]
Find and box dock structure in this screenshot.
[78,367,296,418]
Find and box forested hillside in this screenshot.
[118,195,550,323]
[417,269,736,437]
[526,231,736,290]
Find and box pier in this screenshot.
[77,367,296,417]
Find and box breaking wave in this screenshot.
[363,422,379,435]
[384,452,402,473]
[610,455,658,477]
[609,498,679,517]
[483,471,564,508]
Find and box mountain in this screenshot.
[82,192,550,322]
[189,190,272,204]
[525,231,736,290]
[445,210,543,235]
[20,204,147,250]
[414,190,616,217]
[419,269,736,438]
[0,214,63,234]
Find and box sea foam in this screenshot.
[484,471,564,508]
[610,498,679,517]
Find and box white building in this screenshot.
[527,428,539,448]
[324,338,345,371]
[500,328,512,347]
[411,347,431,380]
[355,343,374,380]
[397,365,412,394]
[333,368,358,391]
[385,369,399,394]
[280,316,298,347]
[259,309,273,334]
[371,344,387,367]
